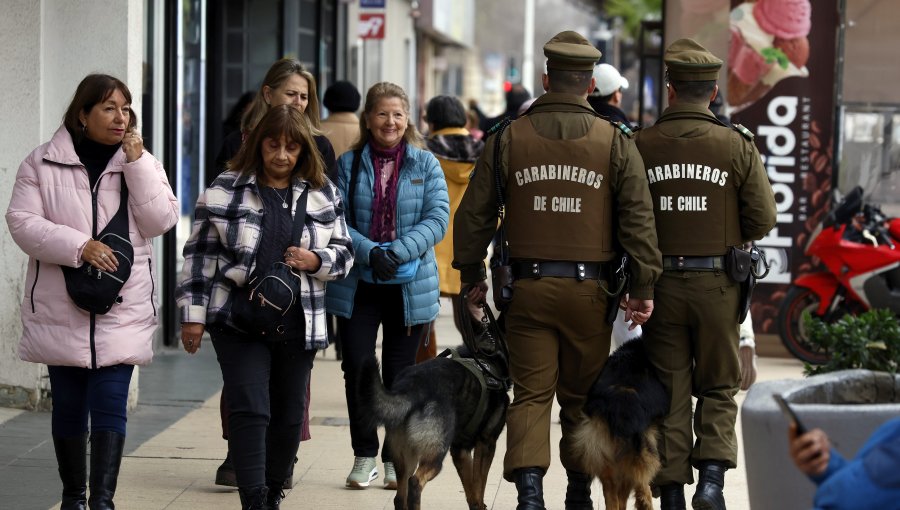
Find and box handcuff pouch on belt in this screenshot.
[726,244,770,322]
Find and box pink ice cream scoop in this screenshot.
[729,26,772,84]
[753,0,811,39]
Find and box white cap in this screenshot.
[593,63,629,96]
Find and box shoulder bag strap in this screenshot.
[99,174,130,237]
[291,187,310,246]
[347,149,362,229]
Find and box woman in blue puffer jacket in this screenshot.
[326,82,449,490]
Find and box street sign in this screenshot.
[359,13,385,39]
[360,0,385,8]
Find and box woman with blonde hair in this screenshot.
[326,82,449,489]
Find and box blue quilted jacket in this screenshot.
[326,143,450,326]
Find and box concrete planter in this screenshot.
[740,369,900,510]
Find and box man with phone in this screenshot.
[788,416,900,509]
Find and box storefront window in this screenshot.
[175,0,207,273]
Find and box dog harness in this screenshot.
[441,347,509,444]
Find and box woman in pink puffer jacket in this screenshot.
[5,74,177,510]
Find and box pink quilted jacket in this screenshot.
[5,126,178,368]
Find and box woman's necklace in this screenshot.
[270,186,289,209]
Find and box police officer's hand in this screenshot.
[624,297,654,331]
[369,246,400,281]
[463,280,489,306]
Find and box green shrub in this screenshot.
[802,308,900,376]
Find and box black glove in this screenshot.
[369,246,401,282]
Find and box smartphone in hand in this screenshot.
[773,393,807,434]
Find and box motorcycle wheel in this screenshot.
[777,286,836,365]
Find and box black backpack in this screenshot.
[230,187,309,339]
[62,175,134,315]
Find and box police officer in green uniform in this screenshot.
[453,31,662,510]
[634,39,777,510]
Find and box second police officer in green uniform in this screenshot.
[453,30,662,510]
[634,39,777,510]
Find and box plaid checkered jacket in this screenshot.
[176,170,353,349]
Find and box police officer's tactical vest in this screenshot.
[636,119,742,256]
[504,117,614,261]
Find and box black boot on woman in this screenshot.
[265,480,285,510]
[53,434,88,510]
[88,431,125,510]
[238,486,269,510]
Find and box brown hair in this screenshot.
[242,58,321,133]
[352,82,424,150]
[63,74,137,145]
[229,105,326,189]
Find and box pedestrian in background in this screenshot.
[6,73,178,509]
[453,31,661,509]
[321,80,362,159]
[177,105,353,509]
[470,83,532,133]
[587,63,631,126]
[634,39,777,510]
[326,82,449,490]
[423,95,485,360]
[213,58,336,183]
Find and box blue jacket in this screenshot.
[811,417,900,509]
[326,143,449,326]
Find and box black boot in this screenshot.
[564,470,593,510]
[692,462,727,510]
[88,431,125,510]
[238,486,268,510]
[215,452,237,487]
[265,480,285,510]
[513,467,546,510]
[660,484,687,510]
[54,434,88,510]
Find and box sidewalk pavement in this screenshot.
[0,298,807,510]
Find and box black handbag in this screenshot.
[231,187,309,339]
[62,176,133,315]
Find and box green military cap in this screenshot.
[664,38,723,81]
[543,31,601,72]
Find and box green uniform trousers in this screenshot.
[643,270,740,486]
[501,277,611,480]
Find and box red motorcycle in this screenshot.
[777,186,900,364]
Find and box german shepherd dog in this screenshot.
[357,344,510,510]
[571,337,670,510]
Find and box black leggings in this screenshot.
[338,281,425,460]
[211,331,315,488]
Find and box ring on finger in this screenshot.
[100,253,108,259]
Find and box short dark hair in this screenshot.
[425,95,467,130]
[63,74,137,145]
[229,105,326,189]
[669,79,717,104]
[547,69,593,94]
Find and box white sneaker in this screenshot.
[345,456,378,489]
[739,337,758,391]
[383,461,397,489]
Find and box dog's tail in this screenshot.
[356,356,413,430]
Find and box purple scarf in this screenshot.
[369,141,405,242]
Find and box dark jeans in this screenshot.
[338,281,425,460]
[47,364,135,437]
[211,331,315,488]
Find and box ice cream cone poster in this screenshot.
[728,0,841,334]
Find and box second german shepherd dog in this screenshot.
[358,346,510,510]
[571,337,670,510]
